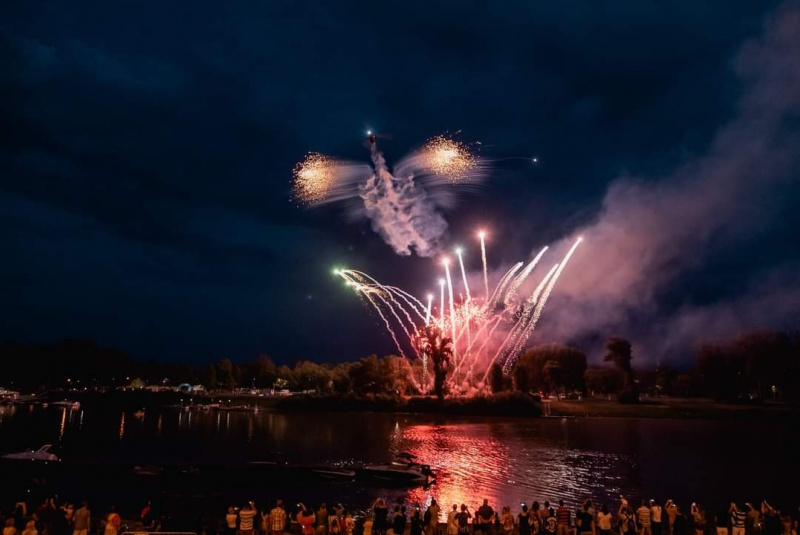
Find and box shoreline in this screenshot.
[32,390,800,421]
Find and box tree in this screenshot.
[542,360,562,392]
[515,343,588,394]
[584,367,623,396]
[203,363,218,390]
[604,337,638,403]
[216,358,238,390]
[252,355,277,389]
[489,363,507,393]
[417,324,453,401]
[604,337,633,383]
[512,364,530,393]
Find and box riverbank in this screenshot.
[276,392,543,417]
[547,396,800,420]
[36,390,800,420]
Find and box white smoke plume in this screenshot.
[535,2,800,364]
[359,143,449,257]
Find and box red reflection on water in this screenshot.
[400,424,512,521]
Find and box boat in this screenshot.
[2,444,59,462]
[131,465,163,476]
[355,453,436,486]
[51,401,80,410]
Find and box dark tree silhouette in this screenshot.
[417,324,453,401]
[489,363,506,393]
[604,337,638,403]
[604,337,633,384]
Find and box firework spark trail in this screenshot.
[338,234,583,390]
[443,259,458,361]
[454,315,504,378]
[425,295,433,325]
[386,287,427,314]
[504,246,548,306]
[479,232,489,300]
[352,283,406,358]
[339,271,420,356]
[455,249,471,302]
[372,291,419,358]
[504,238,583,372]
[340,270,422,328]
[489,262,560,375]
[455,247,473,359]
[488,262,524,310]
[385,287,427,322]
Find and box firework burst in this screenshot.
[335,234,583,393]
[421,135,478,183]
[292,152,337,205]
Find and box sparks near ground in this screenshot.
[334,235,583,393]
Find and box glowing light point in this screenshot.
[478,230,486,239]
[441,257,450,266]
[366,130,372,136]
[532,157,539,164]
[455,247,463,256]
[438,279,445,286]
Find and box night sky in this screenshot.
[3,1,799,366]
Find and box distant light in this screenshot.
[454,247,463,256]
[532,157,539,164]
[366,130,372,136]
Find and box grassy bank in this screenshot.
[276,392,543,417]
[548,396,800,420]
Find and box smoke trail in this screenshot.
[359,144,449,257]
[480,233,489,300]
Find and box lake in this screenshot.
[0,402,796,526]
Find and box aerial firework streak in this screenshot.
[334,236,582,391]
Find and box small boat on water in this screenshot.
[51,401,81,410]
[355,452,436,487]
[246,459,356,482]
[2,444,59,462]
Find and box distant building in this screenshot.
[0,388,20,401]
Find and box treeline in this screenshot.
[2,329,799,404]
[504,330,800,404]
